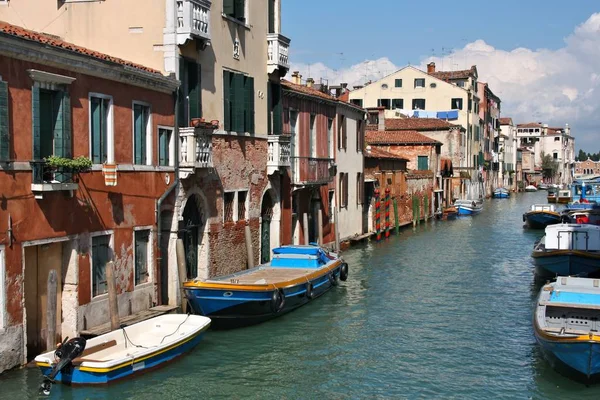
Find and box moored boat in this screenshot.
[531,224,600,278]
[493,188,510,198]
[183,245,348,329]
[35,314,210,392]
[534,276,600,381]
[547,188,558,203]
[522,204,562,229]
[557,189,572,204]
[538,183,549,190]
[454,199,483,215]
[525,185,538,192]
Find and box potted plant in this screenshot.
[45,155,93,173]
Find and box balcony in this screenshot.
[267,33,290,75]
[177,0,211,45]
[267,135,291,175]
[30,161,79,199]
[179,126,213,179]
[291,157,335,186]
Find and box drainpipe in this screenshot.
[156,78,180,305]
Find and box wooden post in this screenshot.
[105,261,120,331]
[393,198,400,235]
[46,270,58,351]
[334,205,340,252]
[317,205,323,246]
[176,239,188,314]
[245,223,255,269]
[303,213,309,245]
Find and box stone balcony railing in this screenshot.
[179,126,213,178]
[267,33,290,75]
[291,157,335,186]
[267,135,291,175]
[177,0,211,45]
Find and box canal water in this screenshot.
[3,191,600,399]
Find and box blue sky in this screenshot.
[283,1,600,152]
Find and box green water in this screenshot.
[3,191,600,399]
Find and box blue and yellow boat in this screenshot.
[183,245,348,329]
[34,314,210,388]
[534,276,600,381]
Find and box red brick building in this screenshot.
[575,159,600,176]
[0,23,178,371]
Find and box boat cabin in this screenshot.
[530,204,556,212]
[544,224,600,251]
[572,178,600,204]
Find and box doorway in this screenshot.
[24,243,63,360]
[260,192,274,263]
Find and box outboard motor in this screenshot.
[40,337,86,396]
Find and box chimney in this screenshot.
[306,77,314,88]
[542,124,548,136]
[427,62,436,74]
[378,108,385,131]
[565,123,571,136]
[291,71,302,85]
[340,82,348,89]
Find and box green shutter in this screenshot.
[273,83,282,135]
[223,0,234,15]
[63,91,72,158]
[101,99,107,162]
[188,61,201,119]
[32,86,41,160]
[0,81,8,160]
[178,58,186,127]
[134,104,146,164]
[267,82,272,135]
[234,0,245,20]
[53,90,72,159]
[91,97,101,163]
[232,73,244,133]
[223,70,231,131]
[244,76,254,134]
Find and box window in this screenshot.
[223,0,245,22]
[338,114,347,150]
[0,80,8,161]
[327,118,334,159]
[328,189,335,221]
[457,80,466,88]
[92,234,111,297]
[350,99,363,107]
[377,99,391,110]
[268,0,275,33]
[309,114,316,157]
[417,156,428,171]
[224,192,235,223]
[356,172,364,205]
[555,137,560,142]
[134,229,150,285]
[133,103,151,165]
[391,99,403,109]
[268,82,283,135]
[90,95,113,164]
[451,98,463,110]
[158,127,173,166]
[414,78,425,88]
[394,79,402,88]
[339,173,348,208]
[412,99,426,110]
[553,153,558,160]
[356,119,364,153]
[178,58,201,127]
[237,190,248,221]
[32,87,71,160]
[223,70,254,134]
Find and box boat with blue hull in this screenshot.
[454,199,483,215]
[34,314,210,391]
[183,245,348,329]
[531,224,600,278]
[522,204,562,229]
[493,188,510,198]
[534,276,600,381]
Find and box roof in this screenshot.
[429,65,477,81]
[499,117,513,125]
[0,21,163,75]
[364,146,409,161]
[517,122,542,128]
[384,118,461,131]
[338,90,350,102]
[366,130,441,145]
[281,79,336,101]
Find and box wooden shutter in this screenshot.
[135,230,149,284]
[0,80,8,160]
[273,83,282,135]
[337,115,342,149]
[93,235,110,297]
[232,73,244,133]
[178,58,186,127]
[268,0,275,33]
[32,86,41,160]
[223,70,231,131]
[53,90,71,158]
[244,76,254,134]
[134,104,146,164]
[267,82,272,135]
[223,0,234,15]
[188,61,201,119]
[342,115,347,150]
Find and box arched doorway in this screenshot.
[260,192,274,263]
[180,194,203,279]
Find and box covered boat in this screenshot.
[534,276,600,380]
[531,224,600,277]
[493,188,510,198]
[35,314,210,390]
[183,245,348,329]
[523,204,562,229]
[525,185,538,192]
[454,199,483,215]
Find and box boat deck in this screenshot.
[80,305,178,338]
[206,267,318,285]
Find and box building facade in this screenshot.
[499,117,517,190]
[0,23,178,372]
[575,159,600,177]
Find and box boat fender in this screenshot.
[328,271,339,286]
[340,263,349,281]
[522,214,526,222]
[305,282,314,299]
[270,289,285,313]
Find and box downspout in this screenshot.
[156,80,180,305]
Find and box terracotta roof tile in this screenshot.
[364,146,409,160]
[384,118,461,131]
[517,122,542,128]
[365,130,441,145]
[499,117,513,125]
[0,21,163,75]
[281,79,336,101]
[429,65,477,81]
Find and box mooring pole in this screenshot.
[106,261,120,331]
[46,270,58,351]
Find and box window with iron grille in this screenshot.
[92,234,111,297]
[339,173,349,208]
[238,190,248,221]
[414,78,425,88]
[357,172,364,204]
[134,230,150,285]
[224,192,235,223]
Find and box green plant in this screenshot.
[45,155,92,172]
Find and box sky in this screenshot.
[282,0,600,152]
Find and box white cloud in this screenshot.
[290,13,600,151]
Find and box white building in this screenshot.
[499,117,518,190]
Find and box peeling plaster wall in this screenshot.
[0,325,23,373]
